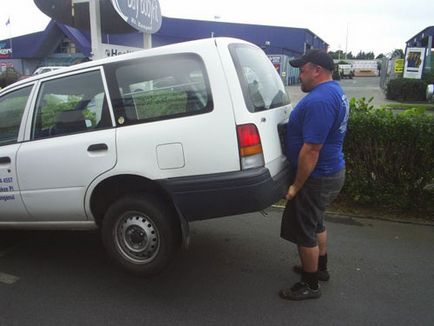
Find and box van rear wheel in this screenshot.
[102,194,180,276]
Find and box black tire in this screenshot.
[102,193,181,276]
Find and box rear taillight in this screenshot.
[236,124,265,170]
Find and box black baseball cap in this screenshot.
[290,49,335,71]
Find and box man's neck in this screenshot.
[313,76,333,88]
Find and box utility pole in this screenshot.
[345,23,349,60]
[87,0,103,59]
[426,35,432,73]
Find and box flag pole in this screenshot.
[6,17,12,58]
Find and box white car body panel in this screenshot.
[1,37,291,227]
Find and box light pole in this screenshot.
[345,23,349,59]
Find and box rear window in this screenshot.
[230,44,290,112]
[106,53,213,125]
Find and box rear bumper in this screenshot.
[159,165,290,221]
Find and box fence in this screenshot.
[380,57,403,91]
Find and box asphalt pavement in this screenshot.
[1,208,434,326]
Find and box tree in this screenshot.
[356,51,364,59]
[355,51,375,60]
[328,50,345,60]
[366,52,375,60]
[391,49,404,59]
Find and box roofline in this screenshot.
[406,25,434,43]
[161,16,329,47]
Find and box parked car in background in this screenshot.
[338,64,354,79]
[32,66,64,75]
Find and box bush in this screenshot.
[422,71,434,85]
[343,97,434,213]
[386,78,427,101]
[0,67,20,88]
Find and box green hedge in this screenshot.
[386,78,427,101]
[343,97,434,213]
[422,72,434,85]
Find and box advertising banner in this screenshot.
[0,41,12,59]
[403,47,426,79]
[394,59,404,74]
[268,55,282,72]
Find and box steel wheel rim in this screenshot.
[114,212,160,264]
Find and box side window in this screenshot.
[32,70,111,139]
[108,53,213,125]
[230,44,290,112]
[0,86,32,146]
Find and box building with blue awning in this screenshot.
[0,16,328,77]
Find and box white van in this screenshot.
[338,64,354,79]
[0,38,291,275]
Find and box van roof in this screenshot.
[1,37,251,93]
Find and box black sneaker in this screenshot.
[293,265,330,281]
[279,282,321,301]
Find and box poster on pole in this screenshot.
[0,40,12,59]
[403,47,426,79]
[394,59,404,74]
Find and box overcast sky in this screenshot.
[0,0,433,56]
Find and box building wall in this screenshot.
[0,17,328,76]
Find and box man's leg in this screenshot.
[298,245,319,273]
[316,230,330,279]
[278,245,321,300]
[317,230,327,256]
[299,245,319,291]
[293,230,330,280]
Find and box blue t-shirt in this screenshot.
[286,80,349,177]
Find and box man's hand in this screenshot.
[285,143,322,201]
[285,184,299,201]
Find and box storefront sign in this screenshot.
[100,44,144,57]
[403,47,426,79]
[110,0,162,33]
[394,59,404,74]
[268,55,281,64]
[0,41,12,59]
[268,55,282,73]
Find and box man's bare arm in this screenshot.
[286,143,322,200]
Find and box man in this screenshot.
[279,50,349,300]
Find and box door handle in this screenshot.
[87,143,108,152]
[0,156,11,164]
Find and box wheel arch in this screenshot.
[89,174,181,229]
